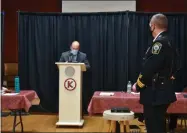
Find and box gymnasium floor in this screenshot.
[1,114,187,133]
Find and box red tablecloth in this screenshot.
[88,91,187,115]
[1,90,39,112]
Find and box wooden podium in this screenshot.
[55,62,86,126]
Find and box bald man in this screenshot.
[59,41,90,69]
[134,14,177,133]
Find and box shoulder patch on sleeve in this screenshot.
[152,42,162,54]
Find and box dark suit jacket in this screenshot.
[59,51,90,69]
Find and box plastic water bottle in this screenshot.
[127,81,132,93]
[15,76,20,93]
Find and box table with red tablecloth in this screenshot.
[88,91,187,115]
[1,90,40,133]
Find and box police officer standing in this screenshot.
[134,14,177,133]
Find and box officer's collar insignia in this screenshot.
[145,47,151,54]
[152,42,162,54]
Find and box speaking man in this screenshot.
[59,41,90,69]
[133,14,177,133]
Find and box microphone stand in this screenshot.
[68,53,72,62]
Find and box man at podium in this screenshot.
[59,41,90,69]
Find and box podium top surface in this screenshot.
[55,62,84,65]
[55,62,86,71]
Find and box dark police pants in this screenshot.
[169,114,178,130]
[143,104,169,133]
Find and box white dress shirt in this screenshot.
[153,31,164,42]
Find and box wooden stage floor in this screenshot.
[1,114,187,132]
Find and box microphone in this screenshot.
[68,53,73,62]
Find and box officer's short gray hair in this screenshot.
[151,13,168,29]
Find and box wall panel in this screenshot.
[2,0,61,62]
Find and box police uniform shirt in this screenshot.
[136,31,177,105]
[136,31,173,90]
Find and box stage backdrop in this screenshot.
[18,11,187,113]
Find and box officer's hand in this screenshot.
[132,83,137,92]
[170,76,175,80]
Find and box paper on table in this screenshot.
[2,93,19,96]
[99,92,114,96]
[131,92,180,95]
[131,92,140,94]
